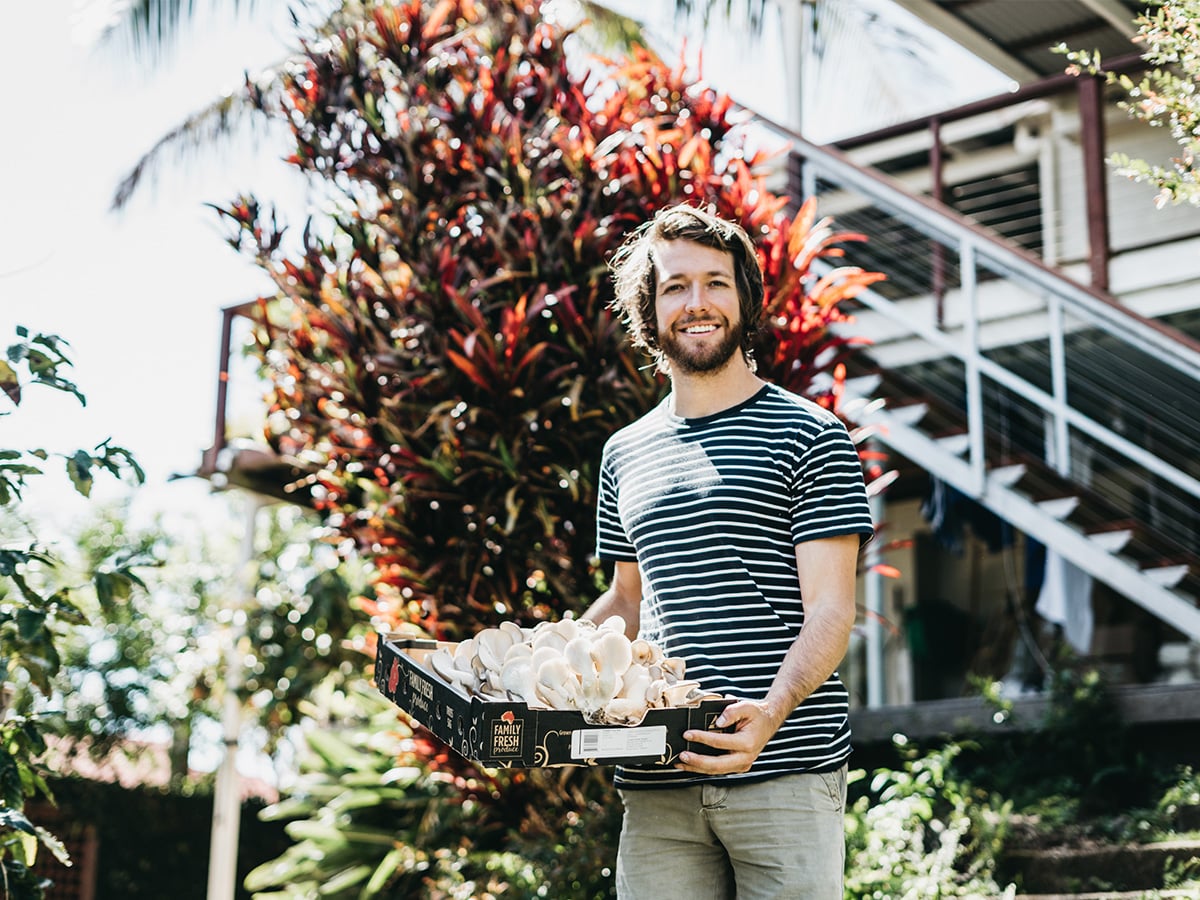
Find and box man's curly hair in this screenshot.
[609,203,764,373]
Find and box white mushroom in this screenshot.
[591,630,633,701]
[531,628,568,654]
[428,647,457,681]
[419,619,707,717]
[661,680,703,706]
[500,656,539,706]
[598,614,627,635]
[475,627,513,671]
[535,657,581,709]
[499,620,525,643]
[601,696,650,726]
[503,641,532,664]
[660,657,687,683]
[630,638,662,666]
[553,617,581,642]
[618,663,652,701]
[645,678,667,707]
[563,637,599,697]
[453,637,478,669]
[484,667,505,695]
[429,647,477,691]
[530,644,561,673]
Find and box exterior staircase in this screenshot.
[763,117,1200,643]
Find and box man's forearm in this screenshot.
[762,604,855,728]
[581,588,629,625]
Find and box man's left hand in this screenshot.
[675,698,784,775]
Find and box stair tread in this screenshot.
[840,360,1200,606]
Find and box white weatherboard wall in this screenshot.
[1050,104,1200,266]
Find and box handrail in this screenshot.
[825,256,1200,504]
[746,100,1200,590]
[750,109,1200,379]
[831,53,1147,150]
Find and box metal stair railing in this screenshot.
[751,115,1200,640]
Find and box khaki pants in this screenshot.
[615,767,847,900]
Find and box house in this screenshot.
[747,0,1200,737]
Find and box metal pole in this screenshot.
[796,0,819,200]
[865,472,885,708]
[1078,75,1111,292]
[206,496,258,900]
[930,117,946,326]
[961,241,985,495]
[1048,294,1071,478]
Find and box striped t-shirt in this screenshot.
[595,383,874,788]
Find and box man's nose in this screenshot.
[684,283,707,311]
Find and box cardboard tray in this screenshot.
[375,634,731,768]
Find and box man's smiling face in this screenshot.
[653,239,744,376]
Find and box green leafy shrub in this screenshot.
[1157,766,1200,836]
[844,741,1015,899]
[966,667,1163,824]
[1,327,145,898]
[1060,0,1200,207]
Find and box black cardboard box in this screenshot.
[375,634,731,768]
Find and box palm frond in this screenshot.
[100,0,260,61]
[672,0,768,31]
[109,2,360,209]
[110,76,261,211]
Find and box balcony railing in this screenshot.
[751,103,1200,638]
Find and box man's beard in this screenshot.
[658,316,744,375]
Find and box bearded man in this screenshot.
[582,203,874,899]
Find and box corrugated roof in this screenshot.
[890,0,1145,81]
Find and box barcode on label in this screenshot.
[570,725,668,760]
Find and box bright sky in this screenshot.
[1,0,306,533]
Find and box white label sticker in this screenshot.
[570,725,668,759]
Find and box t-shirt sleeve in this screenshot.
[790,420,875,546]
[595,446,638,561]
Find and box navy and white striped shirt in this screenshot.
[596,383,874,788]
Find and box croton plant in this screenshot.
[222,0,883,645]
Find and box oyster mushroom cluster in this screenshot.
[426,616,710,725]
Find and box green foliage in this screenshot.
[1,328,143,507]
[0,326,149,898]
[246,685,521,898]
[0,718,67,889]
[1158,766,1200,834]
[238,508,375,741]
[851,668,1200,897]
[48,500,373,776]
[1059,0,1200,207]
[844,741,1015,899]
[965,666,1157,817]
[51,509,197,762]
[246,682,624,899]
